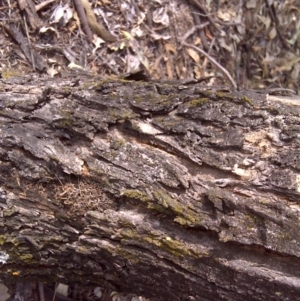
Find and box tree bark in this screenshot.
[1,74,300,301]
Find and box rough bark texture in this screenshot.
[1,74,300,301]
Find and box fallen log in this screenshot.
[0,74,300,301]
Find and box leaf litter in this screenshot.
[0,0,298,92]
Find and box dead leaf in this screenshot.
[219,37,233,52]
[194,37,201,45]
[47,65,60,77]
[257,15,271,29]
[246,0,257,9]
[56,283,69,296]
[269,27,277,40]
[287,28,300,45]
[217,10,234,22]
[187,48,200,63]
[194,65,202,79]
[273,56,300,73]
[291,62,300,80]
[99,0,110,5]
[165,59,173,79]
[150,32,171,40]
[205,26,213,40]
[49,3,73,25]
[0,283,10,301]
[123,31,150,72]
[153,7,169,26]
[164,43,176,54]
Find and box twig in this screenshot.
[202,37,216,74]
[23,14,35,70]
[182,42,237,88]
[38,283,45,301]
[81,0,117,42]
[52,283,58,301]
[7,0,11,16]
[267,88,296,95]
[215,20,241,26]
[72,0,93,42]
[187,0,220,32]
[180,23,209,44]
[192,11,241,27]
[35,0,55,12]
[235,48,241,89]
[96,52,119,75]
[264,0,289,49]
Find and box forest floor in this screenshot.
[0,0,299,93]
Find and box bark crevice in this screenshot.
[1,75,300,300]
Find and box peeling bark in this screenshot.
[1,75,300,301]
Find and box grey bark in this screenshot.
[0,74,300,301]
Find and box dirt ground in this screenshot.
[0,0,299,93]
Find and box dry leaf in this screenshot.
[175,59,183,78]
[257,15,271,29]
[217,10,233,22]
[126,54,141,72]
[49,3,73,25]
[187,48,200,63]
[205,26,213,40]
[153,7,169,26]
[269,27,277,40]
[47,65,60,77]
[291,63,300,81]
[56,284,69,296]
[219,37,233,52]
[287,28,300,45]
[0,283,10,301]
[123,31,150,71]
[273,56,300,73]
[131,26,144,38]
[194,65,202,79]
[150,32,171,40]
[99,0,110,5]
[93,287,102,298]
[246,0,257,9]
[194,37,201,45]
[164,43,176,54]
[165,59,173,79]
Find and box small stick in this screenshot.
[187,0,220,32]
[23,14,35,70]
[38,282,45,301]
[180,23,209,44]
[182,42,237,88]
[73,0,93,42]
